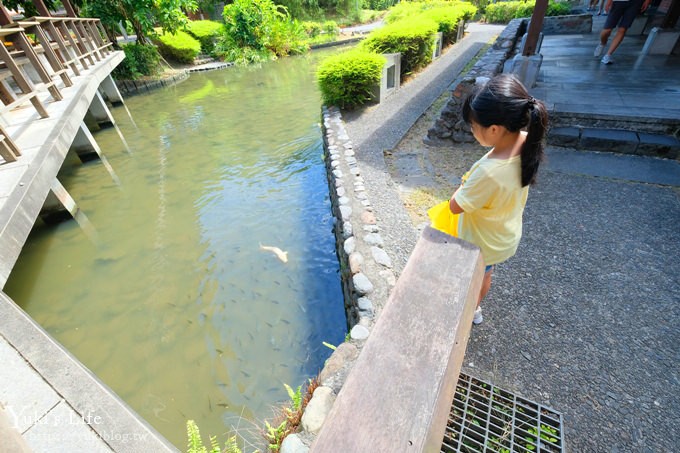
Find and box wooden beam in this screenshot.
[523,0,549,56]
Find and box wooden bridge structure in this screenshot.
[0,12,125,289]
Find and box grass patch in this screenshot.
[402,186,453,225]
[459,41,493,75]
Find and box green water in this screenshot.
[5,49,349,448]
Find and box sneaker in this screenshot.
[594,44,604,57]
[473,307,483,325]
[601,54,613,65]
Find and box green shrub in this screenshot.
[385,0,447,24]
[484,0,571,24]
[317,50,386,109]
[360,16,438,78]
[185,20,224,56]
[154,30,201,64]
[547,1,572,16]
[323,20,339,36]
[302,20,323,37]
[268,19,310,56]
[214,33,274,65]
[363,0,398,10]
[113,43,162,79]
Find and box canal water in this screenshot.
[5,48,349,448]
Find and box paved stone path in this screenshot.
[345,21,680,452]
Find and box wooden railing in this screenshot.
[0,16,113,163]
[311,226,485,452]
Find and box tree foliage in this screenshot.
[82,0,198,45]
[222,0,286,49]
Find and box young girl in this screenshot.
[449,74,548,325]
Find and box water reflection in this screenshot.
[5,48,349,448]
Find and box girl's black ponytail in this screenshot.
[462,74,548,187]
[521,97,548,186]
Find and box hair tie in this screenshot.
[528,96,536,106]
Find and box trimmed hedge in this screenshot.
[360,16,438,79]
[385,0,471,24]
[423,4,478,45]
[484,0,572,24]
[317,50,386,109]
[155,30,201,64]
[185,20,224,56]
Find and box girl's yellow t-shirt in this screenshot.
[454,152,529,265]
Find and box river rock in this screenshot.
[280,434,308,453]
[357,297,373,313]
[339,205,352,221]
[361,211,376,224]
[352,273,374,295]
[371,246,392,268]
[349,252,364,274]
[350,324,370,340]
[301,386,335,434]
[364,233,384,247]
[342,221,353,239]
[318,342,359,384]
[343,237,356,255]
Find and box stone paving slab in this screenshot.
[0,338,60,433]
[23,402,114,453]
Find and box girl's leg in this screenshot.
[477,268,493,307]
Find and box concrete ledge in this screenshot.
[311,227,484,452]
[0,292,177,452]
[580,128,639,154]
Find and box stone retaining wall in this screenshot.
[115,71,190,97]
[426,18,527,144]
[279,106,400,452]
[541,13,593,35]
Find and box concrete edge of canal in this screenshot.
[0,291,178,452]
[0,47,180,451]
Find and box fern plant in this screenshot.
[186,420,243,453]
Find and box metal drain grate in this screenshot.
[442,373,564,453]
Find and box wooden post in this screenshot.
[62,0,78,17]
[0,4,14,25]
[32,0,51,17]
[662,0,680,28]
[523,0,549,56]
[311,227,485,452]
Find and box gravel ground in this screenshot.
[345,24,680,453]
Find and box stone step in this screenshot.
[549,105,680,136]
[548,126,680,160]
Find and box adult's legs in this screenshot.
[605,26,628,56]
[600,27,613,45]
